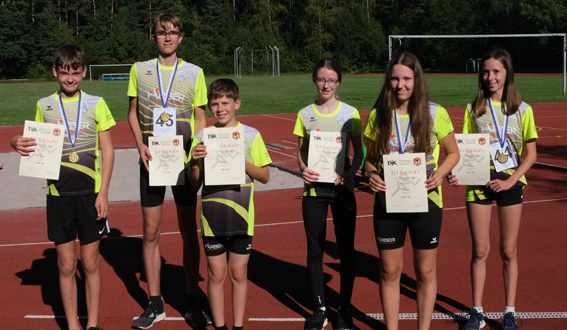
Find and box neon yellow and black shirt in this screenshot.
[364,103,454,208]
[35,91,116,196]
[293,102,363,198]
[192,123,272,237]
[127,58,207,164]
[463,101,538,201]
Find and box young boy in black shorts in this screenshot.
[189,79,272,330]
[11,44,115,330]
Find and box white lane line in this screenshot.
[4,197,567,249]
[266,148,296,159]
[261,114,296,122]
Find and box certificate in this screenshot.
[308,131,346,183]
[19,120,64,180]
[454,133,490,185]
[203,126,245,186]
[383,152,427,213]
[148,135,184,186]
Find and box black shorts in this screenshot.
[46,194,109,245]
[470,187,523,206]
[202,235,253,256]
[139,165,197,207]
[373,202,442,250]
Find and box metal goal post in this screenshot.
[388,33,567,95]
[234,46,280,78]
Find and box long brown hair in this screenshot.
[368,52,433,160]
[471,48,522,117]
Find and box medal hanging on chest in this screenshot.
[496,151,508,164]
[58,92,83,163]
[489,99,509,163]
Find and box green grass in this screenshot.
[1,74,565,126]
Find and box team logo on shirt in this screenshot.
[309,116,316,122]
[45,105,53,111]
[80,102,88,114]
[177,71,186,82]
[145,70,153,76]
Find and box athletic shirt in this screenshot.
[192,122,272,237]
[293,102,363,198]
[35,91,116,196]
[463,100,538,201]
[364,102,454,208]
[127,58,207,164]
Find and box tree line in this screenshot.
[1,0,566,79]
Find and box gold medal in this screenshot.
[160,111,170,122]
[69,151,79,163]
[497,152,508,164]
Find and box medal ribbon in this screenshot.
[394,109,412,154]
[156,58,178,108]
[58,91,83,148]
[488,98,509,149]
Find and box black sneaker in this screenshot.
[184,300,207,328]
[131,301,166,329]
[306,310,327,330]
[336,307,354,330]
[87,327,103,330]
[463,309,486,330]
[502,312,518,330]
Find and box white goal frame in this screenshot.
[234,46,280,78]
[89,64,133,81]
[388,34,567,95]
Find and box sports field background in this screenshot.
[0,74,565,126]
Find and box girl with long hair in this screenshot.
[364,52,459,330]
[448,48,538,330]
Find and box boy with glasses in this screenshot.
[128,12,209,329]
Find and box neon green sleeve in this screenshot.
[193,70,208,108]
[95,97,116,131]
[35,101,44,122]
[126,64,138,97]
[434,105,454,140]
[292,112,305,137]
[364,109,377,141]
[462,104,477,134]
[522,106,538,142]
[251,132,272,167]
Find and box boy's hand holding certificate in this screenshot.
[203,126,245,186]
[308,131,346,183]
[148,135,184,186]
[18,120,64,180]
[383,152,427,213]
[453,133,490,185]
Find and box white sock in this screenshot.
[505,306,516,315]
[472,306,484,314]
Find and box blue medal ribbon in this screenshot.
[156,58,178,108]
[394,109,412,154]
[488,98,508,149]
[58,91,82,148]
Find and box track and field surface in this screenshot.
[0,103,566,329]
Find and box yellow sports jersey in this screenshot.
[364,103,454,208]
[127,58,207,164]
[35,91,116,196]
[293,101,362,197]
[463,101,538,201]
[192,123,272,237]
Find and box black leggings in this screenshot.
[302,188,356,310]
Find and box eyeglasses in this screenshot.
[315,77,339,87]
[154,30,182,39]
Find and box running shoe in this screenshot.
[502,312,518,330]
[463,309,486,330]
[336,307,354,330]
[87,327,103,330]
[131,301,166,329]
[183,299,208,328]
[306,309,327,330]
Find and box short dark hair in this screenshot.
[53,44,86,70]
[312,58,342,83]
[208,79,240,103]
